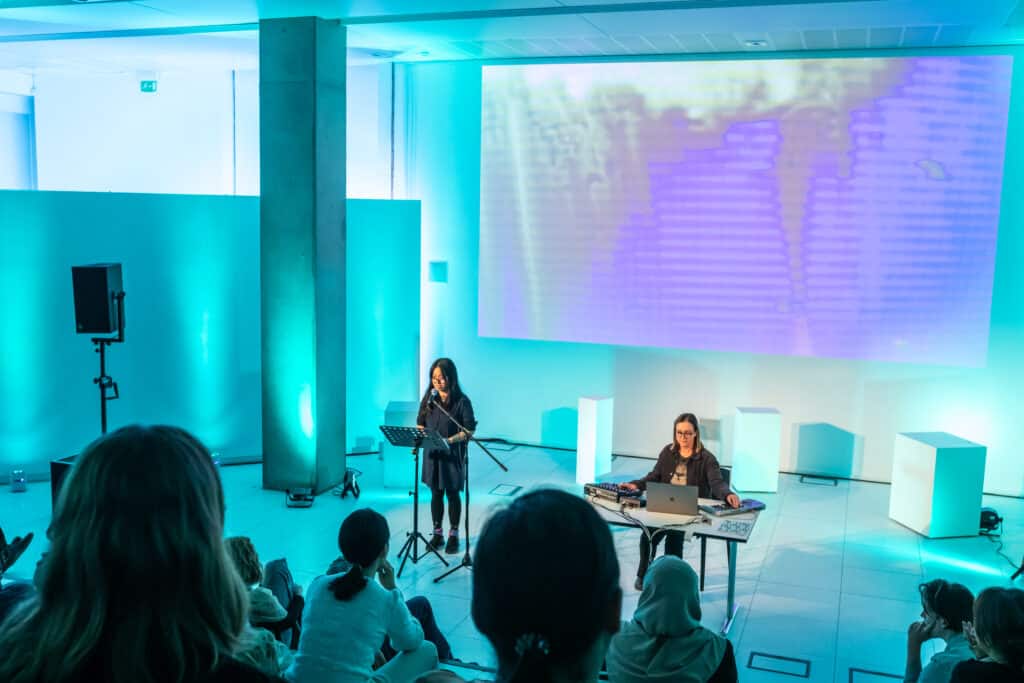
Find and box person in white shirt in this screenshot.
[905,579,975,683]
[287,509,437,683]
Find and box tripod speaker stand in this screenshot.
[379,425,450,578]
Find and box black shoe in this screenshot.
[429,532,444,550]
[445,534,460,554]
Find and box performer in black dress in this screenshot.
[417,358,477,554]
[621,413,739,590]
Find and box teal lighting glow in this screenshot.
[298,383,314,440]
[921,548,1006,578]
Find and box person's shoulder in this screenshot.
[950,659,1016,683]
[699,447,718,461]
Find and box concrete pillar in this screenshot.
[259,16,346,493]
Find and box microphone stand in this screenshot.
[430,393,508,584]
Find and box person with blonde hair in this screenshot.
[224,537,295,676]
[0,425,274,683]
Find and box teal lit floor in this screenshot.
[5,445,1024,682]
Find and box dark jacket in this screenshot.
[630,445,731,501]
[951,659,1024,683]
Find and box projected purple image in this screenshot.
[479,56,1012,366]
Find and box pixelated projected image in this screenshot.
[478,57,1012,366]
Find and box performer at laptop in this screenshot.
[417,358,477,555]
[620,413,740,590]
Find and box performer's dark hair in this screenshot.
[670,413,704,455]
[418,358,466,421]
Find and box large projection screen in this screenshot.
[479,56,1013,366]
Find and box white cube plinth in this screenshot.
[889,432,986,538]
[576,397,613,485]
[732,407,781,493]
[382,400,420,489]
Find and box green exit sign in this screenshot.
[140,80,158,93]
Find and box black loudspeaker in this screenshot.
[71,263,123,334]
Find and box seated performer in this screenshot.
[620,413,739,590]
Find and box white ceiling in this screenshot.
[0,0,1021,76]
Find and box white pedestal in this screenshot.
[888,432,986,538]
[732,407,781,493]
[576,397,613,485]
[382,400,420,489]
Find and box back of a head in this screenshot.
[472,488,621,683]
[974,586,1024,671]
[225,536,263,586]
[0,425,247,683]
[919,579,974,633]
[329,508,390,601]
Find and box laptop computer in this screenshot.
[645,482,700,515]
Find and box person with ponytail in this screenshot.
[288,509,437,683]
[951,587,1024,683]
[0,425,271,683]
[472,489,623,683]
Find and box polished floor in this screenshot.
[4,444,1023,682]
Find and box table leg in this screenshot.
[720,540,739,635]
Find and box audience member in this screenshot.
[606,556,736,683]
[0,528,34,626]
[224,537,296,675]
[413,671,469,683]
[904,579,975,683]
[261,557,305,648]
[471,488,622,683]
[952,586,1024,683]
[325,555,453,661]
[288,508,437,683]
[0,425,276,683]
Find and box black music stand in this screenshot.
[380,425,450,577]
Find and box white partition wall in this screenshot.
[889,432,987,538]
[732,407,782,493]
[576,396,613,485]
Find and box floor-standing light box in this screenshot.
[576,397,613,485]
[732,407,781,493]
[889,432,986,538]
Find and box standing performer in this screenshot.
[621,412,739,590]
[417,358,477,554]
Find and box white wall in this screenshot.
[400,57,1024,496]
[0,92,34,189]
[28,64,393,198]
[34,72,236,194]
